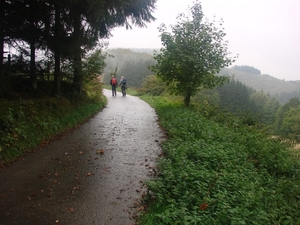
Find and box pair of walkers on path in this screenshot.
[110,75,127,97]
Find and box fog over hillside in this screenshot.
[106,48,300,100]
[219,67,300,95]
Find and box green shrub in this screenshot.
[138,75,166,96]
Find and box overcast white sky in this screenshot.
[108,0,300,81]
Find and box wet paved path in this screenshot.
[0,89,164,225]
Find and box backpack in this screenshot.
[122,78,127,86]
[111,77,117,85]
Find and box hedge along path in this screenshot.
[0,89,164,225]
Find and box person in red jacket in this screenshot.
[110,75,118,96]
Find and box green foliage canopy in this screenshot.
[139,75,166,96]
[1,0,157,97]
[274,97,300,138]
[151,1,237,106]
[281,105,300,140]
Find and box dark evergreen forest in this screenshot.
[0,0,156,97]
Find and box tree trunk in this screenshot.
[30,41,37,89]
[0,0,5,96]
[72,11,83,96]
[29,1,37,90]
[52,3,61,96]
[0,34,4,97]
[184,90,191,107]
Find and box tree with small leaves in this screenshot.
[151,1,237,106]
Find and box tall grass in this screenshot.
[139,95,300,225]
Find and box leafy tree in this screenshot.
[263,97,281,125]
[281,105,300,141]
[151,1,236,106]
[274,97,300,135]
[250,92,269,120]
[82,49,106,86]
[139,75,166,96]
[249,91,281,125]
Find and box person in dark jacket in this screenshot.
[119,76,127,96]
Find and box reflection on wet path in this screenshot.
[0,89,164,225]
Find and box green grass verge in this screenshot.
[138,95,300,225]
[0,90,107,162]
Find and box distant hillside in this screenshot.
[107,48,158,56]
[105,48,300,100]
[103,48,156,87]
[219,67,300,95]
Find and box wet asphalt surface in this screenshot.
[0,89,164,225]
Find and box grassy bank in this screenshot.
[138,95,300,225]
[0,85,107,163]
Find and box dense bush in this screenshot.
[138,75,167,96]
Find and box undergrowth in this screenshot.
[139,95,300,225]
[0,81,107,162]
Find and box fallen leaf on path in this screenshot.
[137,206,145,211]
[47,188,52,197]
[68,208,75,212]
[96,149,105,154]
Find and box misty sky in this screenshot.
[108,0,300,81]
